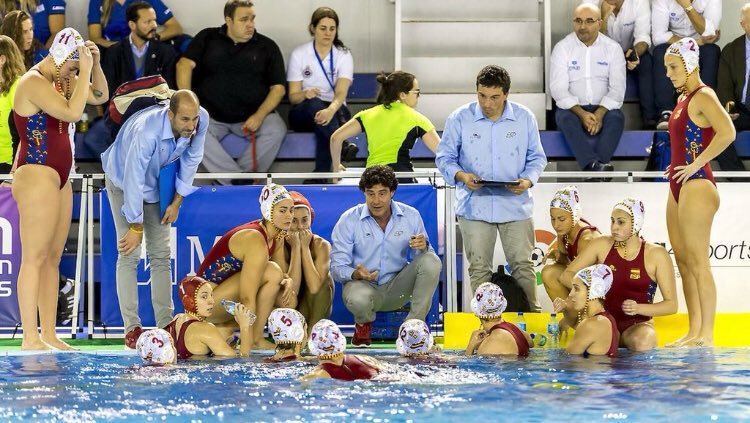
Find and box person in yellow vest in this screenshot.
[330,70,440,180]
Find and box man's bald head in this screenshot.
[168,90,201,139]
[573,3,602,46]
[170,90,200,115]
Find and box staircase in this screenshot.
[395,0,549,130]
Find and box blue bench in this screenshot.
[216,130,750,160]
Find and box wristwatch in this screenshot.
[684,5,695,13]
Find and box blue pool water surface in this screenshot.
[1,348,749,422]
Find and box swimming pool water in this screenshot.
[1,348,749,422]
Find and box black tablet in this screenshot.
[475,180,521,187]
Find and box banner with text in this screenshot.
[0,188,21,327]
[100,184,440,328]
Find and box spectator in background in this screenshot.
[0,35,25,174]
[0,0,65,48]
[714,2,750,172]
[287,7,355,183]
[550,3,625,174]
[436,65,546,312]
[88,0,184,50]
[83,0,177,157]
[177,0,286,184]
[330,71,440,180]
[652,0,722,129]
[1,10,48,69]
[588,0,657,129]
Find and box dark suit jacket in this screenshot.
[102,37,177,98]
[717,34,747,107]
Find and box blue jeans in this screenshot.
[631,51,658,123]
[653,42,720,113]
[288,98,350,172]
[555,105,625,169]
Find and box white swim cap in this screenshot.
[49,28,84,67]
[259,183,292,221]
[267,308,306,345]
[550,185,582,225]
[613,197,645,235]
[136,328,176,366]
[470,282,508,319]
[665,37,700,76]
[308,319,346,359]
[396,319,434,357]
[575,264,614,300]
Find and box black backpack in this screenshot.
[489,266,530,312]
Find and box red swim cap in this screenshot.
[178,276,208,314]
[289,191,315,222]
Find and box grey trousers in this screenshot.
[201,113,286,183]
[106,176,174,331]
[458,216,541,312]
[342,252,442,323]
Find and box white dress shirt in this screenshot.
[583,0,651,52]
[651,0,721,46]
[550,32,627,110]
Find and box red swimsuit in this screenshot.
[603,240,657,334]
[593,311,619,358]
[197,220,277,283]
[565,218,598,260]
[667,86,716,202]
[487,321,531,357]
[14,110,72,189]
[319,355,379,381]
[164,318,200,359]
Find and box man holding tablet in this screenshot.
[436,65,547,311]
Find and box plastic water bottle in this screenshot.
[547,313,560,348]
[530,333,547,347]
[221,299,238,316]
[516,312,526,332]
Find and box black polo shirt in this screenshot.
[184,25,286,123]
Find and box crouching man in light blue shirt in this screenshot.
[330,166,442,347]
[101,90,208,348]
[436,65,547,312]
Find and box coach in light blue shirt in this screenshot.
[436,65,546,312]
[101,90,208,347]
[330,166,441,347]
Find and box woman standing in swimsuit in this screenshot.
[12,27,107,350]
[664,38,736,347]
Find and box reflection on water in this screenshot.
[0,349,749,422]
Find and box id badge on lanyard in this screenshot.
[313,42,336,91]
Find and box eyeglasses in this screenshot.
[573,18,600,25]
[409,89,421,97]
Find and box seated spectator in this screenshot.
[84,0,177,157]
[590,0,657,128]
[0,0,64,48]
[564,264,619,358]
[287,7,356,182]
[1,10,47,69]
[558,198,678,352]
[177,0,285,184]
[541,186,601,305]
[330,71,440,178]
[330,166,442,347]
[270,191,334,334]
[0,34,25,174]
[163,276,256,358]
[464,282,532,356]
[550,3,625,174]
[302,319,382,381]
[715,2,750,172]
[195,183,293,353]
[265,308,306,362]
[652,0,721,129]
[87,0,184,49]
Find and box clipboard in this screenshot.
[159,160,178,219]
[475,180,521,187]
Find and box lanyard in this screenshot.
[313,41,336,91]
